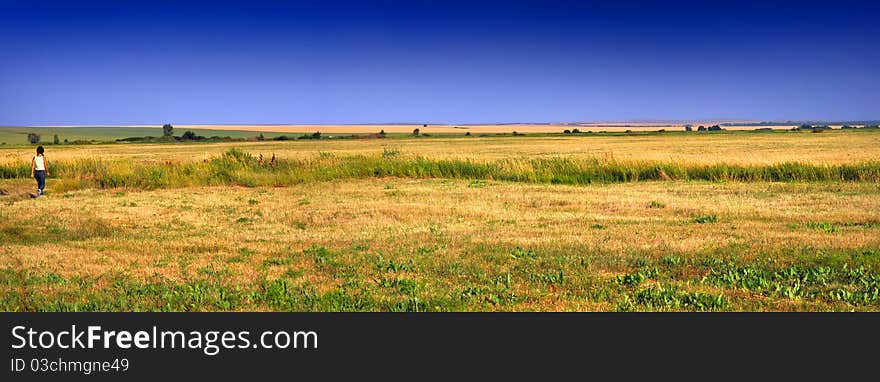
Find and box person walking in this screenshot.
[31,145,49,197]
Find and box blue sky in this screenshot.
[1,0,878,125]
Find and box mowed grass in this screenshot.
[1,131,878,312]
[1,179,879,312]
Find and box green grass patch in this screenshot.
[3,149,880,191]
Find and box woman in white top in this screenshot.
[31,145,49,197]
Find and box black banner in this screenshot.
[2,313,877,380]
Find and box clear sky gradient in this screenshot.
[1,0,878,125]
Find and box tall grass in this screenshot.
[1,148,878,191]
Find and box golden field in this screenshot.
[1,129,879,311]
[175,123,802,134]
[2,129,878,166]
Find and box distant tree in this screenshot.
[162,124,174,137]
[572,128,581,134]
[422,124,427,128]
[684,125,693,132]
[798,124,812,131]
[311,131,322,139]
[181,131,197,140]
[379,129,386,137]
[53,134,60,144]
[63,139,69,144]
[465,132,471,136]
[563,129,571,134]
[708,125,723,131]
[257,133,265,141]
[697,125,706,131]
[27,132,40,144]
[413,128,420,136]
[866,124,879,129]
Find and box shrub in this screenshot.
[692,215,718,224]
[180,131,205,141]
[162,124,174,137]
[53,135,60,144]
[648,200,666,209]
[27,133,40,144]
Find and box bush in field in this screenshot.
[162,124,174,137]
[648,200,666,209]
[563,129,571,134]
[53,134,60,144]
[180,131,203,141]
[27,133,40,144]
[412,128,420,136]
[692,215,718,224]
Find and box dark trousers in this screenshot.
[34,170,46,192]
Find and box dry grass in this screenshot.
[2,132,879,311]
[2,178,878,311]
[2,129,879,165]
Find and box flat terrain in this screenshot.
[1,130,879,311]
[0,123,835,145]
[2,129,879,165]
[0,126,294,145]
